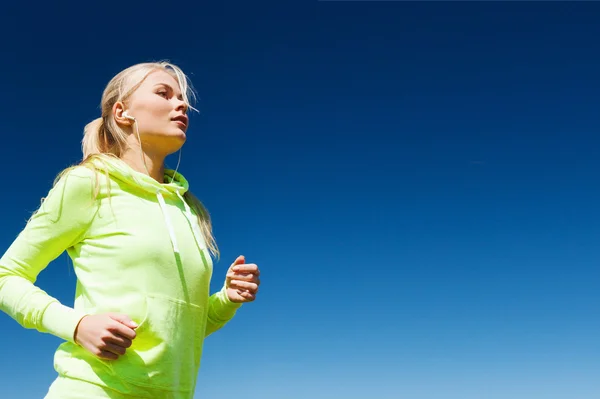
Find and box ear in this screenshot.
[113,102,133,126]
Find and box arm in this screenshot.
[0,167,98,343]
[204,286,242,337]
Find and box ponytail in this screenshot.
[82,117,125,160]
[82,117,105,159]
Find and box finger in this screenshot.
[226,272,259,282]
[232,264,259,275]
[108,313,139,329]
[237,290,256,302]
[104,342,127,356]
[232,255,245,267]
[229,280,258,292]
[98,350,119,360]
[109,321,137,340]
[107,334,133,349]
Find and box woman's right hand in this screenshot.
[73,313,138,360]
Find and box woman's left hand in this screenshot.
[225,255,260,303]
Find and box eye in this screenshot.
[157,90,168,98]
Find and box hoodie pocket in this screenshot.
[109,294,205,392]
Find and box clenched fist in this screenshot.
[74,313,138,360]
[225,255,261,303]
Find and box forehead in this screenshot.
[141,69,182,92]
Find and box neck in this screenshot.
[121,148,165,183]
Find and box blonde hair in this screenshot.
[62,61,218,257]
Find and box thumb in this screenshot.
[108,313,138,329]
[232,255,245,266]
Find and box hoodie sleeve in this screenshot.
[0,167,98,343]
[204,286,242,337]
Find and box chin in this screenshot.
[174,131,186,139]
[167,129,186,143]
[158,134,186,155]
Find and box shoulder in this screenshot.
[29,165,102,226]
[53,165,96,193]
[45,165,106,207]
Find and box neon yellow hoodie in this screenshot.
[0,155,241,398]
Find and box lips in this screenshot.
[172,115,188,128]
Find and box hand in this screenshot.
[74,313,138,360]
[226,255,261,303]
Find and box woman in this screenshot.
[0,61,261,399]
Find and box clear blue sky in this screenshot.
[1,2,599,398]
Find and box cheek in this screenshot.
[137,98,171,120]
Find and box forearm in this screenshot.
[41,302,87,343]
[204,286,242,337]
[0,271,85,343]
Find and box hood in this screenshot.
[86,154,206,254]
[88,154,189,197]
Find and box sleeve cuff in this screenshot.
[211,286,242,320]
[41,302,88,343]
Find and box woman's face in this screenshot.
[122,69,189,154]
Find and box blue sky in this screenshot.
[1,2,599,398]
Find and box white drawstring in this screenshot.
[176,191,207,251]
[155,189,207,255]
[156,191,180,254]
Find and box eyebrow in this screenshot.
[154,83,175,90]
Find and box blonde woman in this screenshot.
[0,61,261,399]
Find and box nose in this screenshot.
[175,98,188,114]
